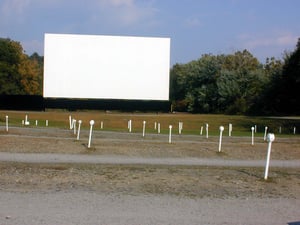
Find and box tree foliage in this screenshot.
[170,49,271,114]
[257,39,300,115]
[0,38,43,95]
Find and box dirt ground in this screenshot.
[0,126,300,224]
[0,126,300,197]
[1,126,300,160]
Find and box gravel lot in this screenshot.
[1,191,299,225]
[0,126,300,224]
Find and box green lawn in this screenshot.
[1,110,299,137]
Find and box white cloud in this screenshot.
[0,0,31,15]
[106,0,134,7]
[235,32,299,61]
[238,32,298,49]
[96,0,158,26]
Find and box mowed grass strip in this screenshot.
[1,110,299,136]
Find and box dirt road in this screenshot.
[1,152,300,168]
[1,191,299,225]
[0,127,300,225]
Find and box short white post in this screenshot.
[293,127,296,134]
[264,133,275,180]
[251,126,255,146]
[279,126,282,134]
[100,121,103,130]
[128,120,132,133]
[25,115,29,126]
[35,120,38,126]
[254,125,257,133]
[178,122,183,134]
[46,120,48,127]
[69,115,72,129]
[154,122,157,130]
[73,119,77,135]
[158,123,161,134]
[263,126,268,141]
[77,120,82,140]
[71,119,75,130]
[218,126,224,152]
[169,125,172,143]
[229,123,232,137]
[206,123,209,139]
[142,121,146,137]
[200,126,203,135]
[5,115,8,132]
[88,120,95,148]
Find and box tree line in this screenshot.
[0,38,43,96]
[0,37,299,115]
[170,40,300,115]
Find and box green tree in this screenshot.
[249,57,283,115]
[0,38,23,94]
[170,63,189,111]
[270,38,300,114]
[0,38,43,95]
[218,50,265,114]
[19,53,41,95]
[184,54,222,113]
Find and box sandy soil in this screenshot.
[0,126,300,224]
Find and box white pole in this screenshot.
[46,120,48,127]
[251,127,255,146]
[264,133,275,180]
[294,127,296,134]
[206,123,209,139]
[169,125,172,143]
[179,122,183,134]
[142,121,146,137]
[279,126,282,134]
[218,126,224,152]
[263,126,268,141]
[200,126,203,135]
[5,115,8,132]
[25,115,29,125]
[229,123,232,137]
[77,120,82,140]
[35,120,38,126]
[254,125,257,133]
[100,121,103,129]
[128,120,132,133]
[158,123,160,134]
[154,122,157,130]
[88,120,95,148]
[69,115,72,129]
[73,119,77,135]
[71,119,75,130]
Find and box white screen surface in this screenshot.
[43,33,170,100]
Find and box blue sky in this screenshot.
[1,0,299,65]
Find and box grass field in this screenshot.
[1,110,299,136]
[1,110,300,200]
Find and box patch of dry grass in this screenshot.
[1,162,300,199]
